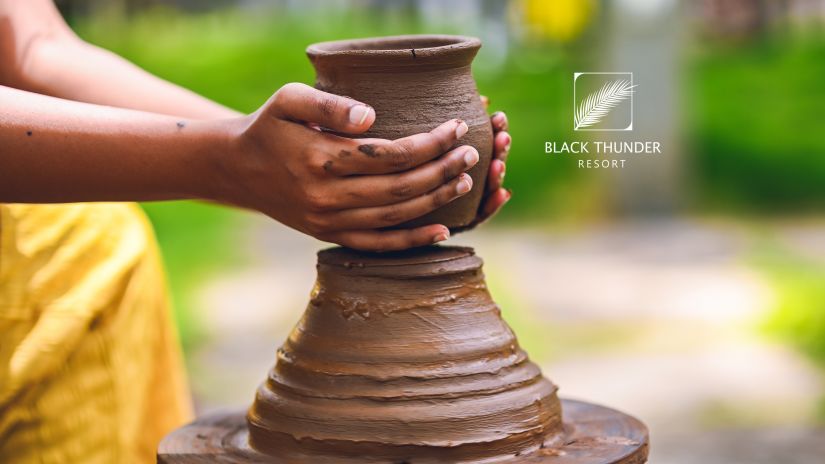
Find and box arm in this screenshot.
[0,0,239,119]
[0,0,511,249]
[1,83,478,250]
[0,0,513,223]
[0,84,222,202]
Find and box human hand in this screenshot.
[212,83,479,251]
[468,96,511,228]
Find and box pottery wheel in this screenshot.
[158,399,647,463]
[159,246,648,463]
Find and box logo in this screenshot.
[573,72,636,131]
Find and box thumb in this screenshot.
[266,83,375,134]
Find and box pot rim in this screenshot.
[317,245,482,277]
[306,34,481,68]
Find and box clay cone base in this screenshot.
[158,247,648,463]
[158,400,647,463]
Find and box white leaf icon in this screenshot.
[574,79,636,130]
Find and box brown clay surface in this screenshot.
[158,245,649,462]
[246,246,562,462]
[158,399,648,463]
[306,35,493,230]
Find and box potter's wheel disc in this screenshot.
[157,399,648,463]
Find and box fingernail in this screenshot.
[463,147,479,167]
[456,173,472,195]
[499,165,506,183]
[455,120,469,138]
[505,188,512,201]
[433,229,450,243]
[503,133,512,152]
[349,105,371,125]
[493,112,505,126]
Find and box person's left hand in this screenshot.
[468,96,511,228]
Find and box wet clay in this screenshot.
[247,246,563,462]
[159,400,647,463]
[158,247,649,463]
[306,35,494,230]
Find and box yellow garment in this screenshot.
[0,203,192,463]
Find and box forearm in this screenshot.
[0,85,227,203]
[21,36,241,119]
[0,0,240,119]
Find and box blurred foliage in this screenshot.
[141,201,246,349]
[756,241,825,367]
[68,5,825,358]
[689,33,825,381]
[687,35,825,213]
[70,5,588,348]
[755,236,825,418]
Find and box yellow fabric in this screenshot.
[0,203,192,463]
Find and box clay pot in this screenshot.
[246,246,563,462]
[306,35,494,231]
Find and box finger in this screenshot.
[331,146,479,208]
[331,173,473,229]
[491,111,508,132]
[330,224,450,252]
[476,188,511,224]
[481,95,490,110]
[494,130,511,162]
[327,119,469,176]
[268,82,375,134]
[487,159,505,194]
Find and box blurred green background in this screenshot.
[56,1,825,461]
[66,0,825,363]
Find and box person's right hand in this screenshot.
[211,83,479,252]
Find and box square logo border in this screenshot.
[573,72,634,132]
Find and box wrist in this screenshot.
[187,116,247,204]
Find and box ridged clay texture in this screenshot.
[246,246,563,462]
